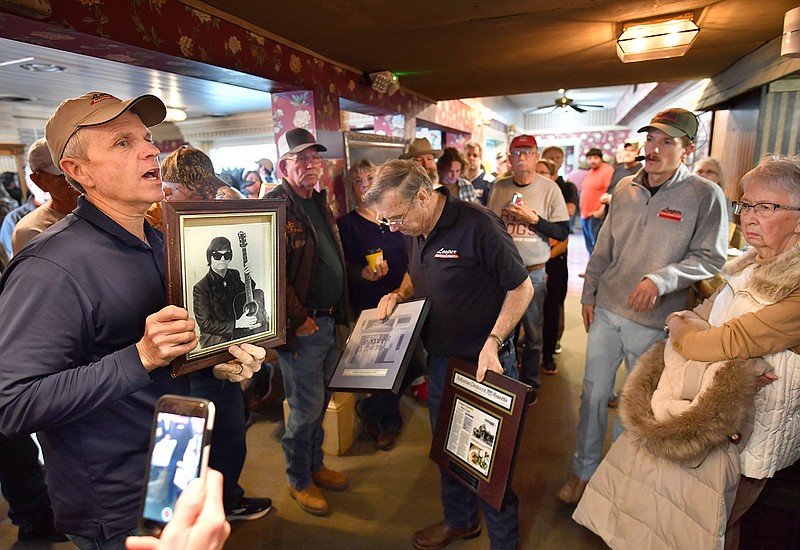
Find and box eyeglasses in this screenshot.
[377,198,415,227]
[731,201,800,218]
[510,149,537,159]
[287,153,322,165]
[211,251,232,261]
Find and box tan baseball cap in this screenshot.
[27,137,61,175]
[45,91,167,164]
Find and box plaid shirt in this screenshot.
[455,178,479,203]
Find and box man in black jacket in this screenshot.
[267,128,349,517]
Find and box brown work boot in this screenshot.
[312,466,349,491]
[288,482,330,516]
[556,473,589,506]
[412,520,481,550]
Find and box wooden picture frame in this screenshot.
[429,358,532,511]
[162,199,286,376]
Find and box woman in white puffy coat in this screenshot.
[574,155,800,550]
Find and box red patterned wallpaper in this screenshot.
[0,1,433,124]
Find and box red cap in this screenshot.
[509,134,538,150]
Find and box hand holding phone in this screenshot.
[127,469,230,550]
[138,395,215,537]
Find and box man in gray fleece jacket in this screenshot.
[557,108,729,505]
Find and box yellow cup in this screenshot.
[365,248,383,271]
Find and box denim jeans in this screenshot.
[277,316,339,490]
[572,306,665,480]
[427,344,520,550]
[188,370,246,511]
[519,267,547,389]
[67,530,139,550]
[581,216,601,253]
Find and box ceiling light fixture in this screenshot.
[165,107,187,122]
[782,7,800,58]
[367,71,400,96]
[20,62,66,73]
[616,13,699,63]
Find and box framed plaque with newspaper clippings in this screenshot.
[429,357,532,511]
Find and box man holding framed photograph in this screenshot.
[267,128,350,517]
[368,160,533,550]
[0,92,264,549]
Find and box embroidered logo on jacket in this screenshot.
[434,248,460,259]
[658,208,683,221]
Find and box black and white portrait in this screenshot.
[181,214,276,359]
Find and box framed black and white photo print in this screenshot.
[162,200,286,376]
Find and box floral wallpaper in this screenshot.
[272,91,316,154]
[0,1,433,128]
[373,115,405,137]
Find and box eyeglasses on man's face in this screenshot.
[287,152,322,165]
[377,198,416,228]
[211,251,233,261]
[510,149,536,159]
[732,201,800,218]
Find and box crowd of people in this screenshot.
[0,88,797,550]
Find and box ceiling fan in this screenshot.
[527,89,604,114]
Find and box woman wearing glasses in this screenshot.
[336,159,414,451]
[574,154,800,549]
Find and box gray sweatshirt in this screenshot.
[581,163,728,328]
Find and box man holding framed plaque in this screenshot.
[368,160,532,550]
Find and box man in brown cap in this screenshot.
[557,107,727,506]
[0,91,264,548]
[266,128,350,516]
[401,137,443,184]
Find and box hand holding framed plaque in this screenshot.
[430,357,532,511]
[328,298,429,394]
[162,199,286,376]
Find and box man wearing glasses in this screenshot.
[369,160,533,550]
[487,135,570,400]
[557,108,728,506]
[266,128,349,517]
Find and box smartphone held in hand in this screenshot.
[510,192,524,206]
[138,395,215,536]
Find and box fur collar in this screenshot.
[620,340,758,465]
[722,241,800,303]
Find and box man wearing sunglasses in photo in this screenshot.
[193,236,264,349]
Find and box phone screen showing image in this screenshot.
[141,409,210,533]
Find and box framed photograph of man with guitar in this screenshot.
[163,200,286,376]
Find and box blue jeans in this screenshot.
[427,345,520,550]
[519,267,547,390]
[572,306,665,480]
[188,370,246,511]
[67,530,139,550]
[277,316,339,490]
[581,216,601,253]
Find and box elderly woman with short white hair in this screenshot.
[574,154,800,550]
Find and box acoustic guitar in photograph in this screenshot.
[232,231,269,338]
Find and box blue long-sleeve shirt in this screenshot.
[0,196,188,539]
